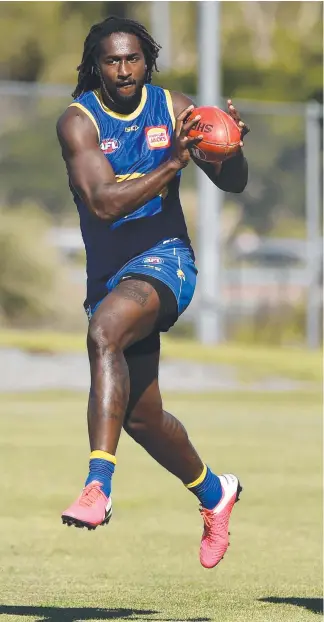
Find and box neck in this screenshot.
[100,86,143,115]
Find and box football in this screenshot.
[187,105,242,163]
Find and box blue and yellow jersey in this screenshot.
[69,84,191,305]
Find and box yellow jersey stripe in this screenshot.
[186,464,207,489]
[116,172,145,182]
[69,103,100,140]
[164,89,175,130]
[93,86,147,121]
[116,172,168,198]
[90,450,117,465]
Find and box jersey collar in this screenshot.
[93,86,147,121]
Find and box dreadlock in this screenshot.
[72,16,161,99]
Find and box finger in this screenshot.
[229,106,241,122]
[240,123,250,137]
[175,105,195,137]
[176,104,195,123]
[186,135,203,146]
[182,114,201,134]
[228,100,241,122]
[179,135,201,146]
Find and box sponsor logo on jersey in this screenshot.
[125,125,139,132]
[143,256,164,264]
[145,126,170,149]
[100,139,120,154]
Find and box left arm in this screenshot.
[170,91,249,193]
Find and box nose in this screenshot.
[118,60,132,79]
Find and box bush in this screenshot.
[229,302,308,346]
[0,204,80,328]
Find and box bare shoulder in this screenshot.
[169,91,197,117]
[56,105,98,152]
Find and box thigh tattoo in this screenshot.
[116,280,153,308]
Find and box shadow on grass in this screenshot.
[259,597,323,615]
[0,605,210,622]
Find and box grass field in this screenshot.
[0,390,322,622]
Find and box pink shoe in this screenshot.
[61,481,112,530]
[200,474,242,568]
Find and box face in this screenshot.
[97,32,147,111]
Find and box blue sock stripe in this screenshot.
[85,457,115,498]
[188,466,222,509]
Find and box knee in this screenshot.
[87,317,121,359]
[123,412,148,440]
[124,407,162,441]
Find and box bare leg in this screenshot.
[123,338,204,484]
[87,279,161,454]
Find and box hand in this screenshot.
[171,105,203,168]
[227,99,250,147]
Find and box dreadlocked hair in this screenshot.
[72,16,161,99]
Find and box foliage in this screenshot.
[0,205,82,327]
[0,2,322,102]
[0,1,321,232]
[0,103,71,217]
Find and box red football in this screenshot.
[187,106,241,163]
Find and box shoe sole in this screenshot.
[61,506,112,531]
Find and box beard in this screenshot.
[103,78,144,113]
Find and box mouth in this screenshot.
[116,83,136,91]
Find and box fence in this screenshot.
[0,81,322,346]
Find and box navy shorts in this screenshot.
[86,238,197,331]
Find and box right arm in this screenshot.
[56,105,201,223]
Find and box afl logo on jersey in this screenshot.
[145,126,170,149]
[100,139,120,154]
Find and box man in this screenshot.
[57,15,249,569]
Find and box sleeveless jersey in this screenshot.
[69,84,191,305]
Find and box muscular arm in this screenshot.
[171,91,248,193]
[56,107,182,223]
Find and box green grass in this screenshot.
[0,391,322,621]
[0,329,322,382]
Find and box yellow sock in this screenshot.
[185,464,207,489]
[90,450,116,465]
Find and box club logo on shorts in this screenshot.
[100,139,120,154]
[177,268,185,281]
[145,126,170,149]
[143,256,164,264]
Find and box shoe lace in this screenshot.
[200,508,227,544]
[200,508,214,531]
[79,482,104,507]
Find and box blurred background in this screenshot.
[0,0,322,359]
[0,5,322,618]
